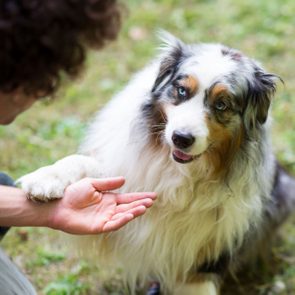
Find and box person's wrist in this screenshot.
[19,193,53,228]
[31,197,62,230]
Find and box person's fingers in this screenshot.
[103,205,148,232]
[102,213,134,232]
[115,198,154,213]
[90,177,125,192]
[116,192,157,204]
[111,206,148,221]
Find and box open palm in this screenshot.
[49,177,156,234]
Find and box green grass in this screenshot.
[1,0,295,294]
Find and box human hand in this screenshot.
[48,177,156,234]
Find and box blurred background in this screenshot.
[0,0,294,294]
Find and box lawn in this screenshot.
[1,0,294,294]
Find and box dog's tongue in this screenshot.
[173,150,193,161]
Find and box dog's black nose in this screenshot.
[172,131,195,149]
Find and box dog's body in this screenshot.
[19,34,295,294]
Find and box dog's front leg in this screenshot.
[175,280,219,295]
[17,154,101,202]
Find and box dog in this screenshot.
[19,32,295,294]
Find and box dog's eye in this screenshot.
[214,100,228,111]
[177,86,188,99]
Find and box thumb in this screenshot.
[91,177,125,192]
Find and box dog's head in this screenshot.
[143,32,277,175]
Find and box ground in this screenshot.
[0,0,294,294]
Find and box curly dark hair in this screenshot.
[0,0,122,97]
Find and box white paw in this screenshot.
[17,166,70,202]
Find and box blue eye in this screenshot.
[214,100,228,111]
[177,86,187,99]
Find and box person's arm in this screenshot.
[0,177,156,234]
[0,185,51,227]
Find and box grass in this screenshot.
[1,0,295,294]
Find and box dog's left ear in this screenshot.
[245,66,278,127]
[152,31,187,93]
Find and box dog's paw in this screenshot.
[17,167,70,202]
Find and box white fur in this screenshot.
[19,36,276,294]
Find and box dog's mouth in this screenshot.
[172,149,199,164]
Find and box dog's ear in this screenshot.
[152,31,187,93]
[245,66,278,127]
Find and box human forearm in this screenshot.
[0,185,50,227]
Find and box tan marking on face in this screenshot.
[209,83,231,104]
[208,83,238,126]
[211,84,228,97]
[208,83,230,104]
[178,75,199,97]
[204,114,244,179]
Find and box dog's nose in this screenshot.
[172,131,195,149]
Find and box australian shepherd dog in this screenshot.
[19,33,295,294]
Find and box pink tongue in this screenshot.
[173,150,192,161]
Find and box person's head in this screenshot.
[0,0,122,124]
